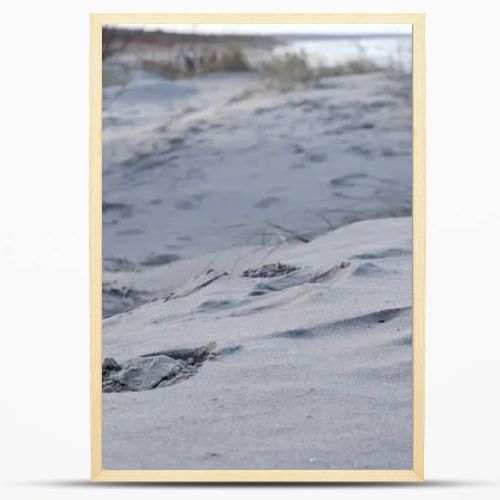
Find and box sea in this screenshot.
[274,35,412,73]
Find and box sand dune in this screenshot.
[103,69,411,264]
[102,64,412,469]
[102,216,412,469]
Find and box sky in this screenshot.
[121,24,412,36]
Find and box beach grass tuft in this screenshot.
[260,50,387,89]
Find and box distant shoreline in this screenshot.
[103,26,280,49]
[277,33,412,41]
[104,26,411,49]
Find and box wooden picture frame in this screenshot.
[90,12,425,482]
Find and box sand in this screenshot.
[101,64,413,469]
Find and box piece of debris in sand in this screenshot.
[242,262,300,278]
[102,342,217,393]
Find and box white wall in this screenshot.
[1,1,499,498]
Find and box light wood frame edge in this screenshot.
[93,469,422,482]
[89,12,425,483]
[89,13,103,480]
[412,14,425,481]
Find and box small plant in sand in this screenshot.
[261,50,316,88]
[219,45,250,72]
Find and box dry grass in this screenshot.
[140,60,180,79]
[219,45,250,72]
[316,59,382,78]
[138,45,250,80]
[261,51,315,86]
[261,50,385,89]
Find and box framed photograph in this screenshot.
[90,13,425,482]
